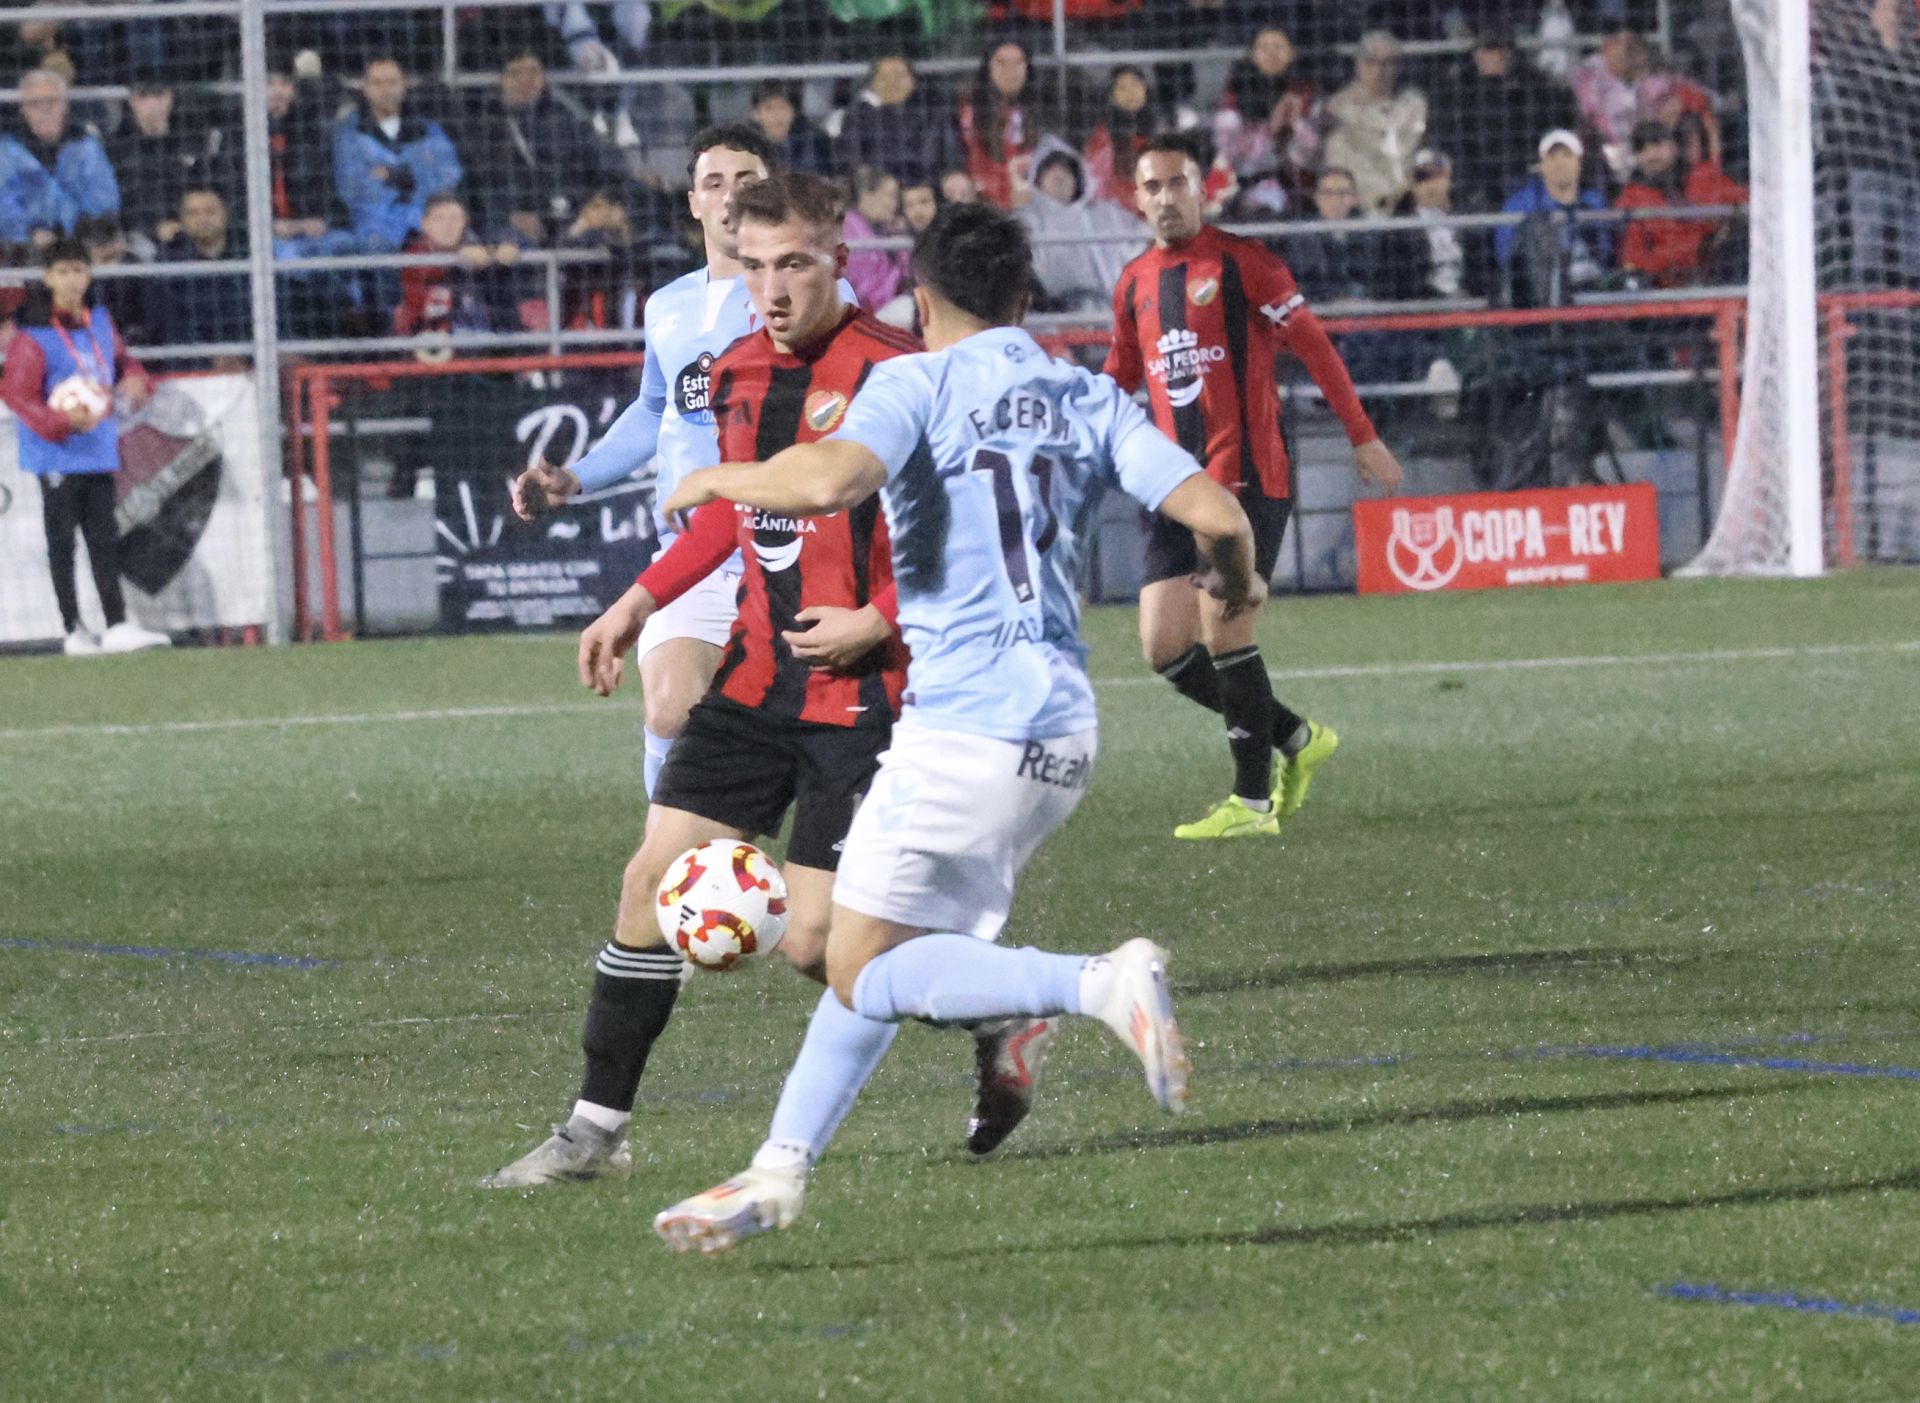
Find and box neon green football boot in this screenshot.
[1276,721,1339,819]
[1173,794,1281,841]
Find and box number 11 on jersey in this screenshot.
[969,448,1060,604]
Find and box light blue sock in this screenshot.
[642,728,673,801]
[754,990,899,1170]
[850,934,1086,1025]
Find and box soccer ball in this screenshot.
[655,839,789,971]
[49,375,112,420]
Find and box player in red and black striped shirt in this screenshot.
[1107,134,1403,841]
[486,174,1034,1193]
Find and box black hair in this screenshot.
[41,236,90,269]
[748,78,796,108]
[909,202,1031,326]
[1138,131,1203,168]
[687,124,779,183]
[1033,150,1082,202]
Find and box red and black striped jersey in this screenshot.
[1105,224,1377,500]
[702,307,915,729]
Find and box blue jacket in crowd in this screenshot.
[331,104,463,251]
[1495,177,1614,270]
[0,125,121,244]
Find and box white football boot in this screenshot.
[1084,938,1191,1113]
[480,1114,632,1189]
[654,1164,807,1255]
[62,629,103,657]
[99,620,171,653]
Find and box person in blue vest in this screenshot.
[0,238,170,655]
[332,55,464,252]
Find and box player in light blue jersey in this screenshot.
[509,125,770,800]
[646,203,1261,1253]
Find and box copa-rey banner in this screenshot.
[0,374,270,645]
[429,374,657,632]
[1353,484,1662,595]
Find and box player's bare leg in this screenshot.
[655,908,1186,1255]
[637,636,722,798]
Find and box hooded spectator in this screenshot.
[1017,139,1147,312]
[332,55,464,251]
[835,56,962,189]
[0,69,120,246]
[1322,30,1429,214]
[1211,28,1322,194]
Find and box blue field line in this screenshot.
[1657,1281,1920,1326]
[0,937,336,970]
[1564,1042,1920,1082]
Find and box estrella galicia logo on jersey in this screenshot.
[804,389,848,434]
[675,352,716,423]
[1147,327,1226,408]
[1188,276,1219,306]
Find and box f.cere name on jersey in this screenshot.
[1147,328,1227,407]
[963,389,1076,446]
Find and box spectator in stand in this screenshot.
[1427,21,1580,213]
[749,80,834,177]
[1388,149,1488,302]
[1019,141,1147,313]
[1322,30,1429,215]
[835,56,961,189]
[555,189,642,331]
[333,55,464,252]
[545,0,652,76]
[1084,66,1164,209]
[1816,0,1920,286]
[1286,164,1405,383]
[107,78,236,255]
[1,237,168,656]
[0,70,120,247]
[268,68,343,245]
[1210,28,1321,199]
[393,191,518,341]
[1497,128,1614,299]
[956,38,1060,209]
[901,179,940,235]
[464,47,623,246]
[75,217,149,345]
[939,167,980,206]
[1616,118,1747,288]
[157,185,251,353]
[1574,26,1718,183]
[842,165,912,323]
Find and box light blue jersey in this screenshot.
[833,327,1201,741]
[572,269,859,539]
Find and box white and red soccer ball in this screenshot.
[655,839,789,971]
[49,375,112,420]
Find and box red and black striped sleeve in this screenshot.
[1239,241,1377,448]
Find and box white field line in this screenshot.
[1,640,1914,743]
[27,1009,540,1046]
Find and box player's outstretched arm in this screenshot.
[661,441,888,524]
[578,582,658,697]
[510,459,583,522]
[1158,474,1263,619]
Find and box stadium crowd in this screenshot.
[1,0,1907,354]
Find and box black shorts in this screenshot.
[1142,489,1292,587]
[651,697,887,871]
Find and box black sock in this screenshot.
[1157,643,1221,712]
[1162,642,1308,756]
[1212,646,1278,802]
[578,942,683,1113]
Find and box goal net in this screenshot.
[1690,0,1920,574]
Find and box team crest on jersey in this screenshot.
[804,389,848,434]
[675,352,716,423]
[1187,276,1219,307]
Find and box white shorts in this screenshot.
[635,567,740,664]
[833,721,1098,941]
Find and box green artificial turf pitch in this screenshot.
[3,571,1919,1401]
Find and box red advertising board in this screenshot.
[1353,483,1661,595]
